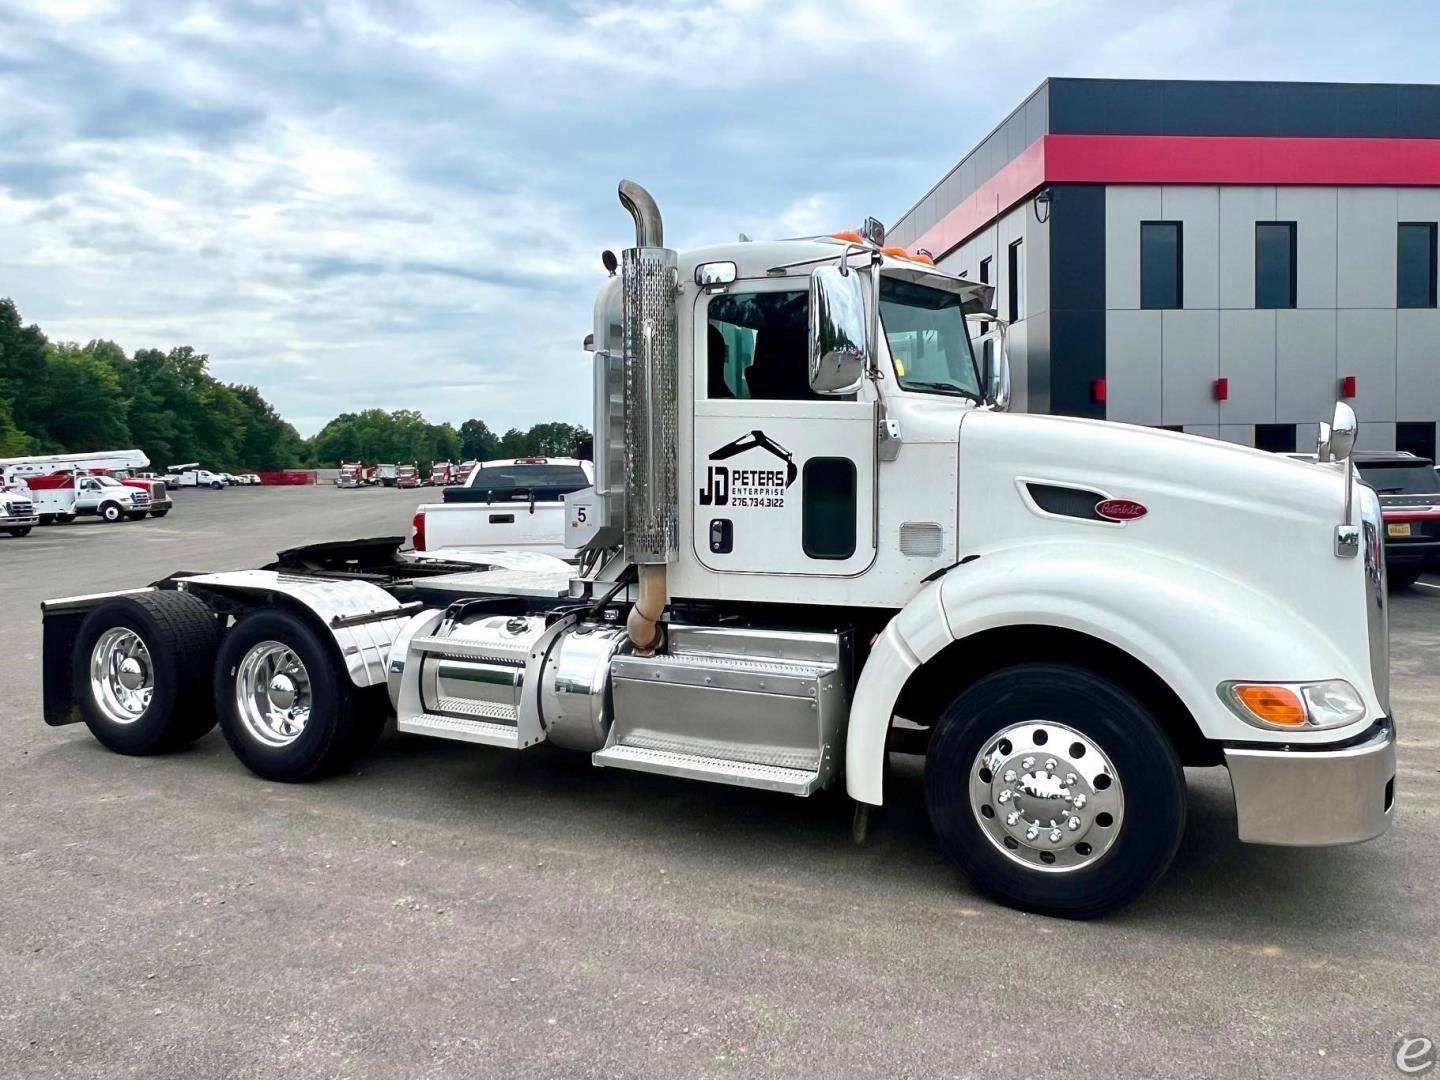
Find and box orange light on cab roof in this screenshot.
[830,230,863,243]
[910,252,936,265]
[1232,684,1307,727]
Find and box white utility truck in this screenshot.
[1,482,38,536]
[168,464,228,490]
[37,182,1394,917]
[0,449,172,519]
[411,457,594,557]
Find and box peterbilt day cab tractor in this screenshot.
[38,182,1395,918]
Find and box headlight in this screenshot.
[1219,679,1367,731]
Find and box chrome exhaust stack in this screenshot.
[617,181,678,653]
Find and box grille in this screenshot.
[899,522,944,557]
[622,246,679,564]
[6,499,33,516]
[131,492,150,506]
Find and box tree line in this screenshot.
[0,297,589,471]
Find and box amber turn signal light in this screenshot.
[1231,684,1307,727]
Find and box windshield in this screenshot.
[1358,462,1440,495]
[879,276,982,400]
[92,476,121,487]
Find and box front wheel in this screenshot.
[1388,568,1421,590]
[210,481,223,490]
[99,502,124,523]
[924,662,1185,919]
[215,610,387,782]
[125,511,148,522]
[6,526,31,537]
[150,506,171,518]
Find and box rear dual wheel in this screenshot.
[214,610,387,782]
[72,592,220,754]
[924,663,1185,920]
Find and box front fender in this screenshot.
[845,542,1382,806]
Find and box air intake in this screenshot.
[1025,483,1105,521]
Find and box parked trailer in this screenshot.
[38,182,1395,918]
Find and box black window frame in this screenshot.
[801,457,857,561]
[978,256,991,284]
[1254,222,1298,310]
[1140,221,1183,310]
[1397,420,1438,464]
[1397,222,1438,309]
[1007,238,1023,323]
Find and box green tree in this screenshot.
[0,298,51,441]
[39,343,131,451]
[459,418,501,461]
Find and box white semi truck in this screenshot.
[37,182,1395,918]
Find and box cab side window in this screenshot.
[707,290,824,401]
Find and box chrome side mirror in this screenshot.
[990,352,1012,411]
[808,264,868,395]
[1317,400,1358,463]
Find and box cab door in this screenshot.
[692,280,876,577]
[75,477,102,512]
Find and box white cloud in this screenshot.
[0,0,1436,434]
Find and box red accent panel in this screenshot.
[912,137,1048,260]
[1045,134,1440,188]
[22,471,74,490]
[1341,375,1358,398]
[1383,510,1440,523]
[911,133,1440,258]
[1091,377,1107,404]
[1214,377,1229,402]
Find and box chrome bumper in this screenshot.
[1225,720,1396,846]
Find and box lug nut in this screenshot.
[1073,794,1087,809]
[1068,816,1081,831]
[1026,826,1040,841]
[1066,773,1078,785]
[1049,829,1062,843]
[1045,758,1058,771]
[998,790,1013,804]
[1003,770,1017,783]
[1006,811,1020,826]
[1021,756,1035,769]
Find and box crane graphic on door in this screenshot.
[698,430,798,508]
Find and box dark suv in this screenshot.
[1353,451,1440,589]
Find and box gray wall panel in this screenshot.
[1359,421,1396,451]
[1336,309,1398,422]
[1105,186,1161,309]
[1105,310,1162,423]
[1397,309,1440,421]
[1337,187,1399,308]
[1161,309,1220,426]
[1277,187,1338,309]
[1219,424,1255,445]
[1163,186,1220,309]
[1218,187,1276,308]
[1276,309,1338,424]
[1218,309,1277,423]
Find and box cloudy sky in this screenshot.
[2,0,1438,435]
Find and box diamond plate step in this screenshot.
[591,744,820,796]
[397,713,526,749]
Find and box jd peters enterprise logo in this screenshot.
[698,430,797,509]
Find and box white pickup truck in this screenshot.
[410,457,593,557]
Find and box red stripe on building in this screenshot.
[913,133,1440,259]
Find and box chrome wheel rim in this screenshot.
[89,628,154,724]
[234,641,312,747]
[969,721,1125,873]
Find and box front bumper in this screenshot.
[1224,720,1396,846]
[1,513,39,528]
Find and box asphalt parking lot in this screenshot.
[2,484,1438,1079]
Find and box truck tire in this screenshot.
[210,481,223,490]
[125,511,149,522]
[924,662,1185,920]
[99,501,124,523]
[1388,568,1420,590]
[55,513,76,524]
[214,609,387,782]
[149,506,171,518]
[71,592,220,755]
[6,526,32,537]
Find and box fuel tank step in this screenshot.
[591,743,820,795]
[397,713,524,749]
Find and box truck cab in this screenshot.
[38,181,1394,919]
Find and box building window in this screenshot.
[1255,223,1297,309]
[1140,222,1182,310]
[1397,223,1438,309]
[1007,239,1024,323]
[1397,421,1437,464]
[979,256,991,284]
[1255,423,1298,453]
